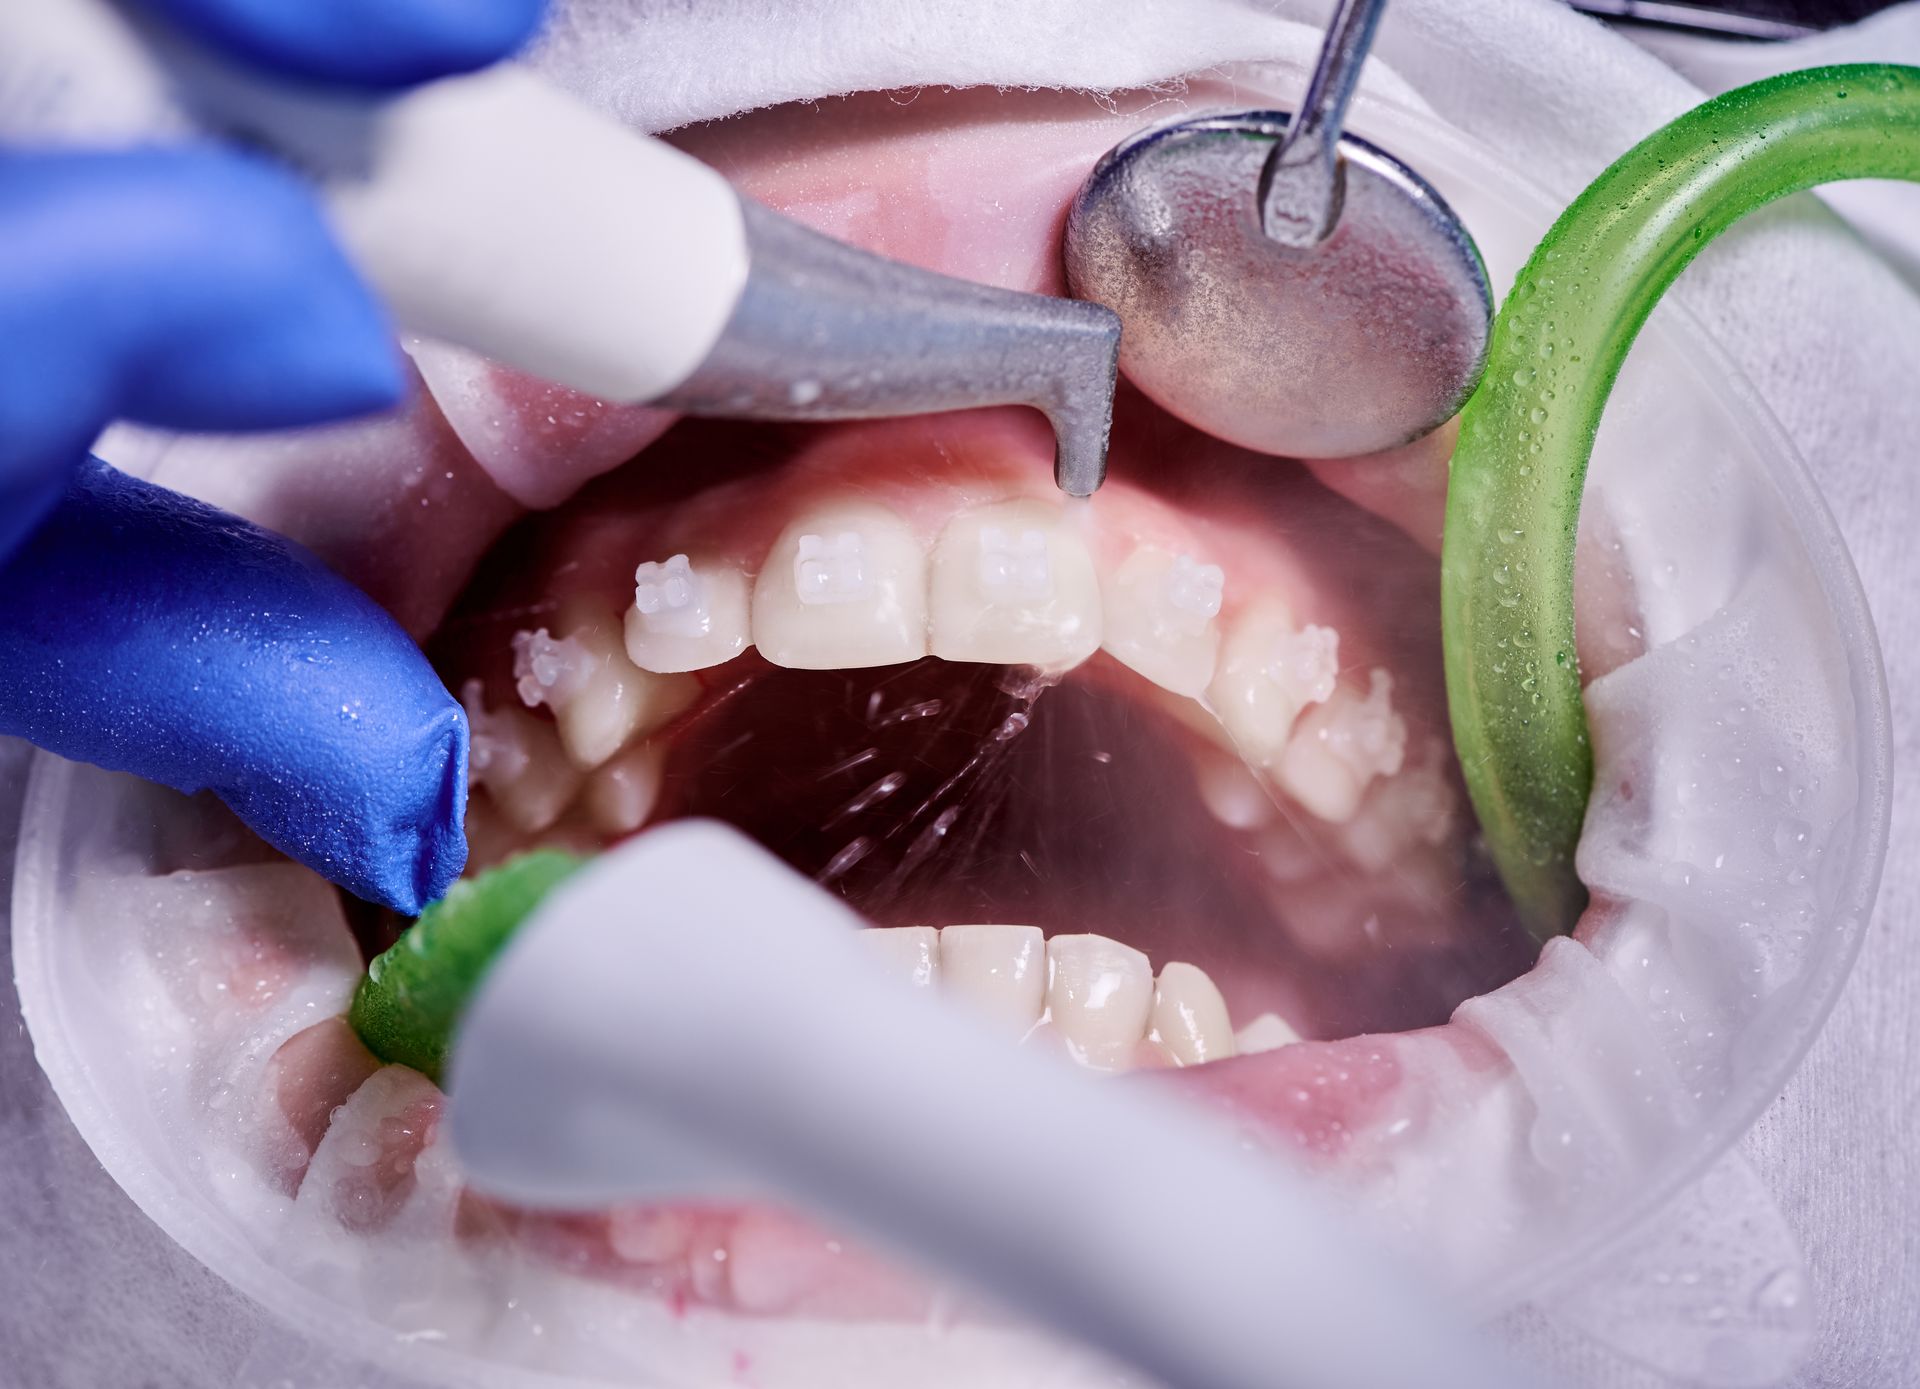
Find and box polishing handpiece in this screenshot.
[446,824,1538,1389]
[1,0,1119,496]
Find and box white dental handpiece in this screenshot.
[452,824,1540,1389]
[0,0,1118,494]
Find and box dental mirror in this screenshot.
[1064,0,1493,459]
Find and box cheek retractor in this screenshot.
[1443,63,1920,939]
[446,823,1537,1389]
[2,0,1120,498]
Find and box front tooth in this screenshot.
[930,500,1101,669]
[1235,1012,1302,1054]
[516,600,699,769]
[581,740,665,835]
[753,503,928,669]
[859,926,941,988]
[625,553,752,672]
[1100,545,1224,697]
[1045,933,1153,1071]
[939,924,1046,1034]
[1278,668,1408,823]
[1207,598,1340,769]
[1150,962,1237,1067]
[462,681,582,833]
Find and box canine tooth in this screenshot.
[462,680,582,834]
[939,925,1046,1034]
[1194,745,1277,830]
[1235,1012,1302,1054]
[1045,933,1153,1071]
[582,740,665,835]
[1100,545,1224,697]
[859,926,942,989]
[1208,599,1339,768]
[753,503,927,669]
[1150,962,1237,1067]
[518,602,697,770]
[1278,669,1408,823]
[626,554,752,672]
[930,500,1101,669]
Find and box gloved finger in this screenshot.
[0,457,468,915]
[0,146,403,554]
[140,0,547,89]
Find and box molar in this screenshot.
[1149,961,1237,1067]
[930,500,1101,669]
[753,503,928,669]
[1045,932,1153,1071]
[938,924,1046,1035]
[1207,599,1339,769]
[514,600,698,770]
[625,553,752,673]
[1277,669,1409,823]
[1100,545,1224,697]
[858,926,941,989]
[461,680,582,833]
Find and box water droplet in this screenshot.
[1528,406,1548,424]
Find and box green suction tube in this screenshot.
[1443,64,1920,942]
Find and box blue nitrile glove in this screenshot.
[0,0,545,912]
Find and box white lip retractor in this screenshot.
[451,821,1537,1389]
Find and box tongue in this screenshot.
[449,821,1532,1389]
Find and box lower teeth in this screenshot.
[855,923,1301,1072]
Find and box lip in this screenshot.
[9,78,1893,1388]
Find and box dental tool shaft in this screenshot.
[452,824,1537,1389]
[2,0,1119,495]
[656,203,1120,498]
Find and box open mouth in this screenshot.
[231,81,1569,1323]
[434,400,1536,1062]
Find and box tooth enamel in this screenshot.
[1100,545,1224,697]
[517,602,699,770]
[1207,599,1339,768]
[1150,961,1237,1067]
[1044,932,1153,1071]
[1278,668,1408,823]
[859,926,942,988]
[626,554,752,672]
[938,924,1046,1034]
[1193,745,1277,831]
[462,680,582,833]
[930,500,1101,669]
[753,503,928,669]
[1235,1011,1302,1055]
[581,740,665,835]
[1338,746,1457,871]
